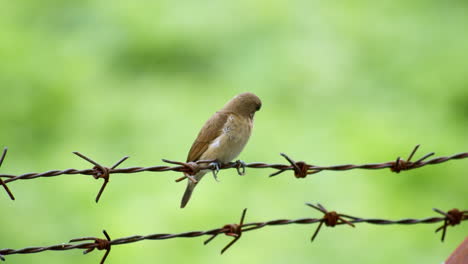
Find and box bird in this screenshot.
[180,92,262,208]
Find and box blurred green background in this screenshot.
[1,0,467,263]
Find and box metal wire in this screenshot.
[0,145,466,202]
[0,148,14,200]
[1,203,466,263]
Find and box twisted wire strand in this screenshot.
[0,145,466,202]
[1,204,466,263]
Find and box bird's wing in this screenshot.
[186,111,231,162]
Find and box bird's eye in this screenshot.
[256,104,261,111]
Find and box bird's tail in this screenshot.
[181,180,196,208]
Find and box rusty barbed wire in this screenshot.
[0,148,15,200]
[1,203,466,263]
[0,145,466,202]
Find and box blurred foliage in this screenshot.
[0,0,467,263]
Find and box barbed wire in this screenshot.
[0,145,467,202]
[0,148,14,200]
[0,203,466,263]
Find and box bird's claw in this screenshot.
[235,160,246,176]
[209,161,221,182]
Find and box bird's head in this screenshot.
[224,92,261,119]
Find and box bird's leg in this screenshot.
[209,160,222,182]
[234,160,246,176]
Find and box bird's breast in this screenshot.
[201,114,252,163]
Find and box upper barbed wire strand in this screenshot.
[0,145,466,202]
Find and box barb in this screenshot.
[1,204,466,263]
[69,230,112,264]
[270,153,311,178]
[73,152,129,203]
[0,148,14,200]
[204,208,247,254]
[433,208,468,242]
[0,145,466,201]
[390,145,435,173]
[306,203,355,241]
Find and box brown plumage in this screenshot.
[181,92,262,208]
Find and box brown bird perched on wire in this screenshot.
[180,92,262,208]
